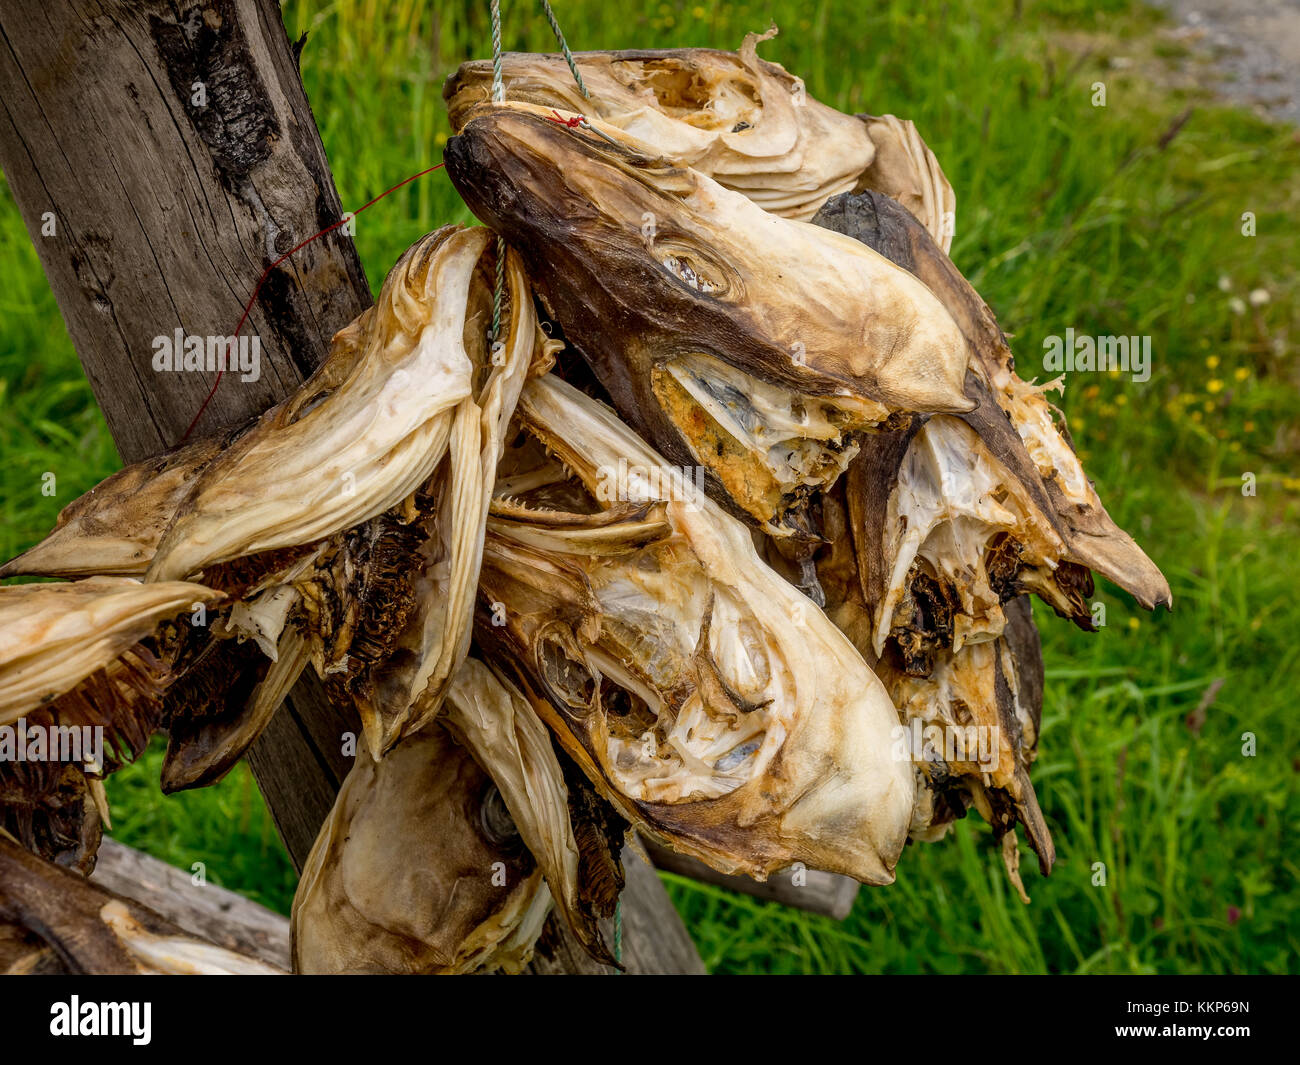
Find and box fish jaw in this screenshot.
[446,105,974,535]
[478,374,914,884]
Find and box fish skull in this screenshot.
[291,720,548,974]
[813,188,1171,613]
[445,102,974,538]
[444,28,955,246]
[475,373,913,884]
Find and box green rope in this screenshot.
[490,0,505,103]
[488,0,506,344]
[483,0,621,977]
[539,0,590,98]
[487,0,590,345]
[614,898,624,970]
[491,236,505,346]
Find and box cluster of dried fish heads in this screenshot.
[0,32,1168,971]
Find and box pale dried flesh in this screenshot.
[445,28,955,242]
[291,721,547,975]
[848,413,1094,670]
[475,373,914,884]
[445,102,974,539]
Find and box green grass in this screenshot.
[1,0,1296,973]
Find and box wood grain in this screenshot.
[0,0,364,868]
[91,838,291,968]
[0,0,702,975]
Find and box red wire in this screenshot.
[179,161,447,442]
[547,109,585,128]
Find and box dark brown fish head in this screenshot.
[445,102,974,537]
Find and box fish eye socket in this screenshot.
[654,243,732,299]
[538,632,597,713]
[287,388,333,425]
[478,784,522,849]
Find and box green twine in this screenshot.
[614,898,624,971]
[539,0,590,99]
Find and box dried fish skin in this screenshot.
[0,577,220,726]
[445,28,877,222]
[291,722,546,974]
[0,437,223,580]
[333,242,540,758]
[442,657,614,964]
[446,103,974,536]
[875,597,1054,898]
[158,626,310,794]
[854,115,956,252]
[147,226,491,583]
[0,578,217,868]
[477,374,913,885]
[814,189,1171,612]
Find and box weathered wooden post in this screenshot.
[0,0,702,974]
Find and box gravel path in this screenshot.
[1151,0,1300,123]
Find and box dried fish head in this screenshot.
[476,374,913,884]
[315,239,543,758]
[761,461,1055,896]
[814,189,1171,612]
[0,437,223,580]
[147,226,492,583]
[0,577,220,726]
[446,102,974,536]
[156,626,310,794]
[847,414,1091,668]
[876,597,1053,901]
[291,721,548,974]
[446,28,878,222]
[124,227,541,759]
[0,578,220,868]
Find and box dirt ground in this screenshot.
[1151,0,1300,123]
